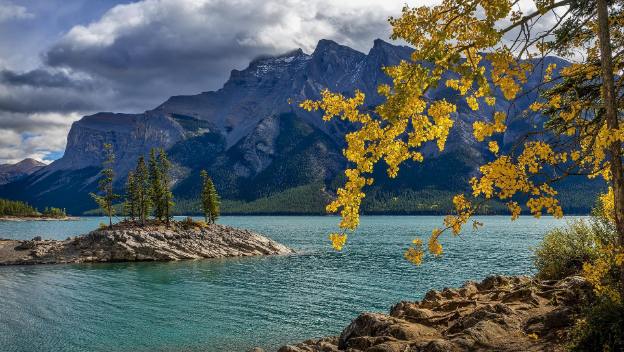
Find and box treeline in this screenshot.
[0,198,38,217]
[220,183,331,214]
[41,207,68,218]
[360,189,508,215]
[0,198,67,218]
[174,185,508,216]
[91,145,220,227]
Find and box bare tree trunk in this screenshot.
[596,0,624,294]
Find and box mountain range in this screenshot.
[0,39,602,215]
[0,158,45,185]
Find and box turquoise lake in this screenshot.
[0,215,581,351]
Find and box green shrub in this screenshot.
[568,298,624,352]
[535,221,598,280]
[534,215,616,280]
[534,197,623,351]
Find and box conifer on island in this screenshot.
[148,148,165,221]
[158,148,174,226]
[90,143,118,229]
[124,171,138,221]
[134,155,151,226]
[200,170,220,224]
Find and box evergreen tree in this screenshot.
[148,148,164,221]
[42,207,66,218]
[90,143,118,229]
[135,156,151,226]
[201,170,220,224]
[158,148,174,226]
[0,198,38,217]
[200,170,210,223]
[207,178,220,224]
[124,171,138,221]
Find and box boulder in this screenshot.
[280,275,588,352]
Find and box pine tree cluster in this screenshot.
[92,145,221,227]
[124,148,175,225]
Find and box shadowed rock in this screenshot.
[278,275,592,352]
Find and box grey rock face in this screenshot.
[30,39,422,181]
[0,223,293,265]
[43,38,564,172]
[46,112,186,178]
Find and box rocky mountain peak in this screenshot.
[14,158,46,168]
[311,39,364,59]
[0,39,595,216]
[0,158,46,185]
[367,38,413,64]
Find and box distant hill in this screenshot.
[0,158,45,185]
[0,39,603,214]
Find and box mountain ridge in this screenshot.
[0,158,46,185]
[0,39,602,214]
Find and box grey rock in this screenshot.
[0,222,293,265]
[280,275,588,352]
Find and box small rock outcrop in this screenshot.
[0,222,293,265]
[278,275,593,352]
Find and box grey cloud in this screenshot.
[0,1,34,22]
[0,111,80,163]
[42,0,412,110]
[1,0,419,163]
[0,84,103,113]
[0,69,95,89]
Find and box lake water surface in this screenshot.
[0,215,580,351]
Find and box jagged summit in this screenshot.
[313,39,363,55]
[14,158,46,168]
[249,48,308,64]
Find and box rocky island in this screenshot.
[277,275,592,352]
[0,220,293,265]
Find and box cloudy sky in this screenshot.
[0,0,555,164]
[0,0,426,164]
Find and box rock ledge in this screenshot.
[0,222,293,265]
[278,275,593,352]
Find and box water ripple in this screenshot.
[0,215,579,351]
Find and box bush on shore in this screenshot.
[568,298,624,352]
[534,197,623,351]
[534,205,616,280]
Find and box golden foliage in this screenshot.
[299,0,622,263]
[583,245,624,303]
[329,233,348,251]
